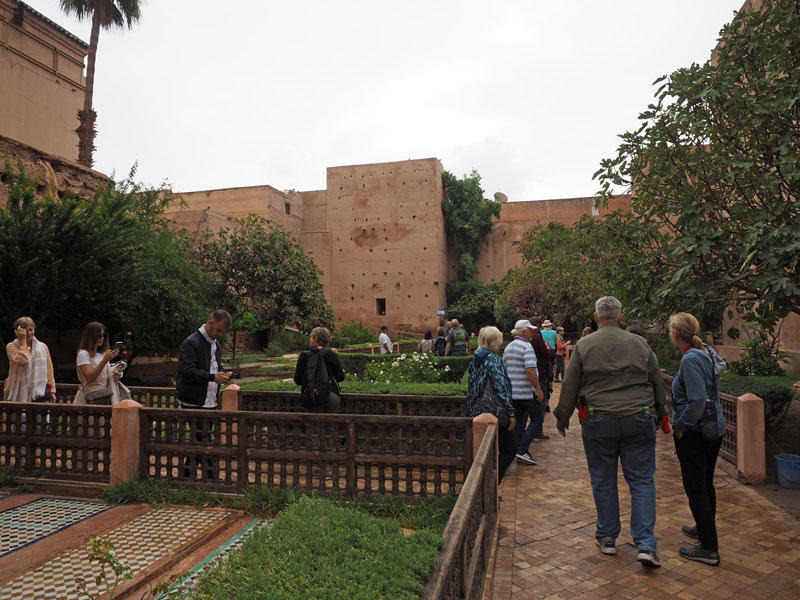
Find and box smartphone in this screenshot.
[113,341,124,353]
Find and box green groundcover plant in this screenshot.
[188,497,442,600]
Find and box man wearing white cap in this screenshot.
[503,320,545,465]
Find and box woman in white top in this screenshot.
[4,316,56,402]
[73,321,120,405]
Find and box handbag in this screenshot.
[700,348,722,441]
[472,360,510,428]
[85,387,113,405]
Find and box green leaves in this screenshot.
[182,215,334,335]
[441,170,500,281]
[593,0,800,334]
[0,165,209,356]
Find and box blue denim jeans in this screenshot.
[581,413,658,551]
[513,398,544,453]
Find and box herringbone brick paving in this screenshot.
[490,386,800,599]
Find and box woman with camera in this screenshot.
[73,322,121,405]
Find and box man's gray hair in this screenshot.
[208,309,233,329]
[595,296,622,321]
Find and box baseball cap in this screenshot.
[514,319,534,331]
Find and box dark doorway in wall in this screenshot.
[376,298,386,316]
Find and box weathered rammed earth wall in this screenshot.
[0,134,108,206]
[0,0,87,161]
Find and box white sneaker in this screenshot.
[515,452,537,465]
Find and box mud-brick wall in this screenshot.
[325,158,449,333]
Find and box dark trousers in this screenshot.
[554,355,565,381]
[182,404,217,479]
[674,430,722,551]
[498,424,516,483]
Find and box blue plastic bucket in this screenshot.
[775,454,800,490]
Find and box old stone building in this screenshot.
[0,0,87,162]
[168,157,630,333]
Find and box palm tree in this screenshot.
[59,1,141,168]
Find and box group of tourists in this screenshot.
[5,298,727,570]
[466,296,726,569]
[380,319,472,356]
[4,317,127,406]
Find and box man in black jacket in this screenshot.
[177,309,232,479]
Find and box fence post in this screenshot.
[736,393,766,484]
[221,384,240,411]
[472,414,498,475]
[110,399,142,485]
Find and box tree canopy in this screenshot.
[441,170,501,281]
[593,0,800,333]
[495,217,622,329]
[0,165,210,357]
[182,215,334,336]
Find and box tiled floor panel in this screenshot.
[157,518,271,598]
[0,498,109,558]
[0,506,232,600]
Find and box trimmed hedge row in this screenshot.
[337,353,472,383]
[719,378,796,432]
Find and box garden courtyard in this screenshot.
[1,379,799,599]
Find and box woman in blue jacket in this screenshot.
[668,312,725,567]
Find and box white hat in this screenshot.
[514,319,534,331]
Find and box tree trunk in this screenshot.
[77,13,101,168]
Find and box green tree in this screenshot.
[445,279,498,335]
[0,165,210,360]
[594,0,800,334]
[441,170,501,280]
[495,217,622,329]
[59,0,142,168]
[182,215,334,355]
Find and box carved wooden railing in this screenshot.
[139,409,473,496]
[422,423,497,600]
[0,401,112,481]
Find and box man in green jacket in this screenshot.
[554,296,666,569]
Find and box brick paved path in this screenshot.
[488,386,800,599]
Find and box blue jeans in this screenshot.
[513,398,544,453]
[581,413,658,551]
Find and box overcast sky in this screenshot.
[26,0,743,201]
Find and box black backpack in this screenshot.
[433,336,447,356]
[300,349,331,410]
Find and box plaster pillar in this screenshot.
[472,413,499,475]
[221,384,240,412]
[736,393,766,484]
[109,399,142,485]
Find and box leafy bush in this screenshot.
[189,497,442,600]
[728,334,788,376]
[719,376,796,432]
[333,321,376,348]
[364,353,452,384]
[263,327,308,357]
[239,377,468,396]
[357,353,472,384]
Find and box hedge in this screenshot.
[719,377,796,432]
[337,353,472,383]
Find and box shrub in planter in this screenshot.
[719,378,795,432]
[365,353,451,384]
[333,320,375,348]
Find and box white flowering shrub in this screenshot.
[363,352,452,384]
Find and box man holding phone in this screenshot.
[177,309,233,480]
